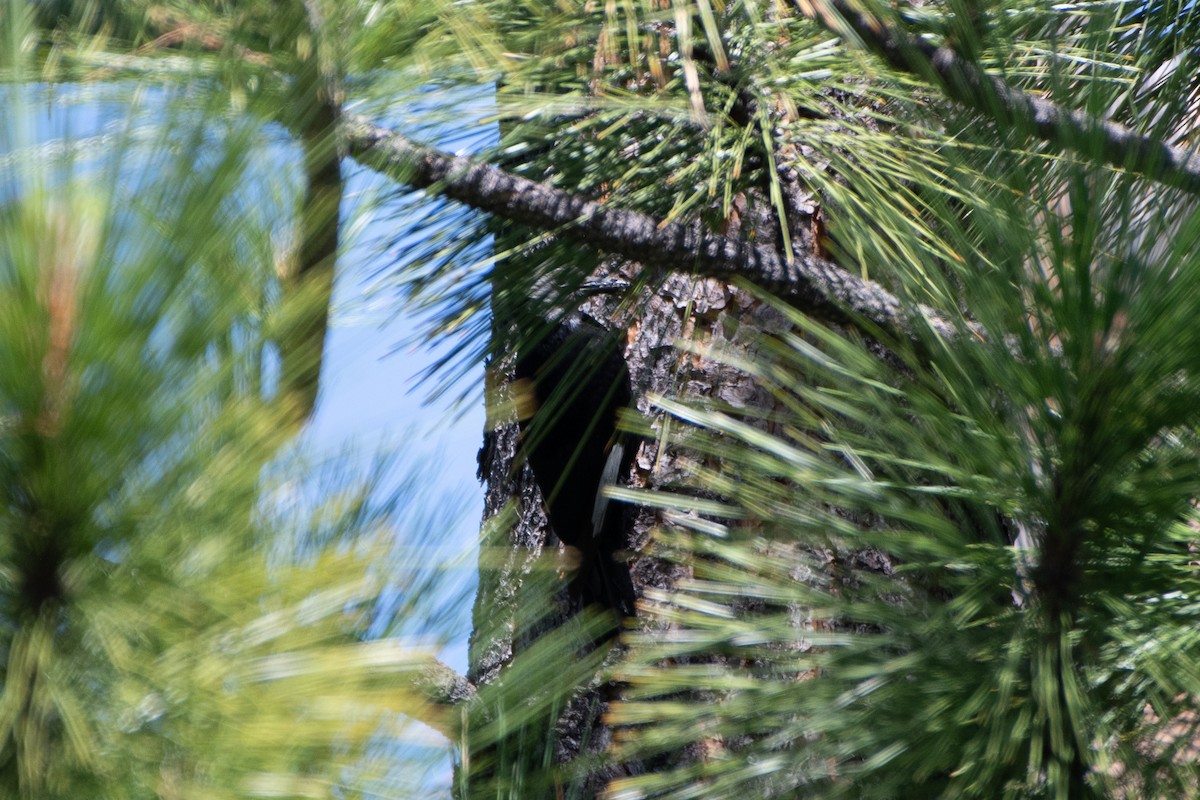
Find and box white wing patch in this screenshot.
[592,442,625,538]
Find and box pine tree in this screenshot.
[19,1,1200,797]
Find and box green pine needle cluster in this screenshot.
[8,0,1200,798]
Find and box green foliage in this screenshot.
[618,202,1200,794]
[605,35,1200,800]
[15,0,1200,798]
[403,0,1200,797]
[0,18,465,799]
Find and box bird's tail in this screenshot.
[571,550,636,619]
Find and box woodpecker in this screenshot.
[513,312,637,618]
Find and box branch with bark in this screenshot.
[408,658,478,740]
[341,115,959,343]
[794,0,1200,196]
[275,6,345,422]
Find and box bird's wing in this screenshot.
[591,440,625,539]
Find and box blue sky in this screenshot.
[310,156,487,672]
[5,82,489,676]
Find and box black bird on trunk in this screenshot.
[513,309,637,618]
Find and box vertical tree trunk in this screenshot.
[277,1,344,421]
[468,228,805,800]
[462,10,854,798]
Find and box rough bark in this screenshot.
[458,93,840,793]
[469,266,795,798]
[407,658,478,740]
[342,115,960,344]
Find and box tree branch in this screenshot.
[341,115,958,342]
[276,5,344,421]
[793,0,1200,195]
[408,658,477,740]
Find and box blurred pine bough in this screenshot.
[9,1,1200,799]
[0,81,466,799]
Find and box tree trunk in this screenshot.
[461,10,874,798]
[468,206,810,798]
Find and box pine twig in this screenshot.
[794,0,1200,195]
